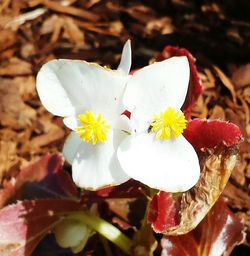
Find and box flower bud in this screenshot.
[53,217,93,253]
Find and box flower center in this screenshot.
[150,107,187,140]
[75,111,110,145]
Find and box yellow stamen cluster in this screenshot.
[150,107,187,140]
[75,111,110,145]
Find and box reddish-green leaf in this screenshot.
[0,199,81,256]
[148,192,180,232]
[86,180,146,200]
[161,198,245,256]
[0,154,78,208]
[184,119,243,151]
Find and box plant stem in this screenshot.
[71,211,132,254]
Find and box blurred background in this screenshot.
[0,0,249,254]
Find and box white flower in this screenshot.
[36,41,132,190]
[117,56,200,192]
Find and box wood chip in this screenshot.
[210,105,226,120]
[232,63,250,89]
[30,125,65,148]
[0,141,19,181]
[63,17,85,44]
[213,65,237,103]
[0,78,36,128]
[224,182,250,210]
[0,57,32,76]
[2,8,46,30]
[43,0,100,22]
[145,17,174,35]
[0,29,16,51]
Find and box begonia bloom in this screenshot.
[118,57,200,192]
[36,41,132,190]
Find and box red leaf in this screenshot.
[157,46,202,118]
[148,192,180,232]
[0,154,78,208]
[88,180,145,199]
[184,119,242,151]
[0,180,16,209]
[161,197,245,256]
[96,187,114,197]
[0,199,81,256]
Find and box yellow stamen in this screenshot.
[75,111,110,145]
[150,107,187,140]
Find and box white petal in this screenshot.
[113,114,134,134]
[117,39,132,75]
[63,116,80,130]
[72,130,130,190]
[117,133,200,192]
[36,59,130,120]
[64,114,132,134]
[123,57,190,132]
[63,132,82,164]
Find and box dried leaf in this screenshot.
[0,199,81,256]
[161,198,245,256]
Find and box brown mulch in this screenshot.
[0,0,249,251]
